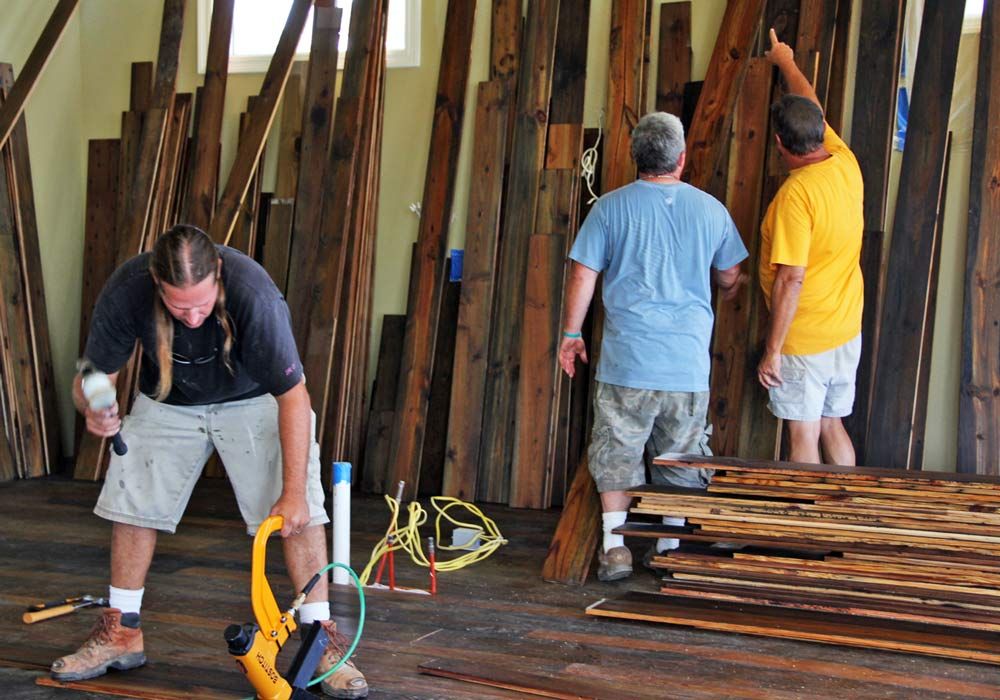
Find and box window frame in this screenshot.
[196,0,421,74]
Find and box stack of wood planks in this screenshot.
[0,0,78,481]
[588,454,1000,664]
[73,0,389,479]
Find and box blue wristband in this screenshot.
[562,331,582,339]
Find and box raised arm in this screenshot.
[765,27,822,110]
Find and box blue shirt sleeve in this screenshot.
[568,202,609,272]
[712,210,749,270]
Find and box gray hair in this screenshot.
[630,112,685,175]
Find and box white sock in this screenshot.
[298,601,331,625]
[109,585,144,615]
[602,511,627,553]
[657,515,685,553]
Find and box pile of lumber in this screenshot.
[588,454,1000,664]
[0,1,77,480]
[73,0,389,479]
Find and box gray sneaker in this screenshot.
[597,546,633,581]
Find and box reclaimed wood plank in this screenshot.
[601,0,645,192]
[533,0,589,508]
[285,0,382,438]
[823,0,853,134]
[183,0,232,229]
[210,0,311,246]
[510,232,568,509]
[491,0,521,82]
[76,139,120,451]
[261,198,293,293]
[910,134,951,469]
[0,127,41,478]
[149,91,192,236]
[586,591,1000,664]
[478,0,560,504]
[842,0,904,457]
[796,0,837,105]
[866,0,964,469]
[117,0,185,254]
[361,314,406,494]
[959,0,1000,476]
[683,0,765,191]
[419,657,665,700]
[290,3,342,268]
[0,0,79,151]
[386,0,478,500]
[323,4,386,467]
[441,80,512,500]
[4,67,61,475]
[709,58,771,457]
[542,455,599,585]
[274,71,303,200]
[227,97,265,256]
[653,454,1000,486]
[419,272,461,498]
[655,1,691,117]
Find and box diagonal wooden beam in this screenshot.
[210,0,312,245]
[683,0,765,191]
[0,0,79,153]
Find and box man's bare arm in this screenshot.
[758,264,805,388]
[712,264,745,302]
[765,28,822,110]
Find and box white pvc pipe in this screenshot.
[331,462,351,586]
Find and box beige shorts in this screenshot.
[768,334,862,422]
[95,393,329,535]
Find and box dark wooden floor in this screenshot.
[2,477,1000,699]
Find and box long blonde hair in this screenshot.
[150,225,234,400]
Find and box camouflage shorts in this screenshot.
[587,381,713,493]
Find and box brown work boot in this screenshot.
[597,545,633,581]
[50,608,145,681]
[316,620,368,698]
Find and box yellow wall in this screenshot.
[0,0,980,471]
[0,1,86,457]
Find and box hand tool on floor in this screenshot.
[23,595,108,624]
[78,358,128,456]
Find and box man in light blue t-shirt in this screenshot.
[559,112,748,581]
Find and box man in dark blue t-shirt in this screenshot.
[51,226,367,699]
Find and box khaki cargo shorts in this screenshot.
[768,334,862,422]
[94,393,329,535]
[588,381,713,493]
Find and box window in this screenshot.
[197,0,421,74]
[964,0,984,33]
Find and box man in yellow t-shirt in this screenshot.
[757,29,864,465]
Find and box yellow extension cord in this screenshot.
[359,496,508,585]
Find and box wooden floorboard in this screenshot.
[2,479,1000,699]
